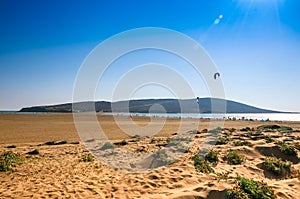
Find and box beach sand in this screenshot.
[0,114,299,198]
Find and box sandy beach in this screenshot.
[0,114,299,198]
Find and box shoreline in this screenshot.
[1,111,300,122]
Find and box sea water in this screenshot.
[116,113,300,122]
[1,111,300,122]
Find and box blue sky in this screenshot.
[1,0,300,112]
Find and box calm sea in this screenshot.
[1,111,300,122]
[114,113,300,122]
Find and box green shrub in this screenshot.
[0,151,22,172]
[225,150,244,165]
[227,177,275,199]
[193,156,214,173]
[216,136,230,145]
[265,136,274,143]
[81,154,93,162]
[264,157,291,176]
[279,142,297,156]
[205,150,219,163]
[278,126,293,132]
[258,125,281,132]
[233,141,253,147]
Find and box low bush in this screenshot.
[193,155,214,173]
[279,142,297,156]
[265,136,274,143]
[0,151,22,172]
[224,150,244,165]
[205,150,219,163]
[233,141,253,147]
[81,154,93,162]
[258,125,281,132]
[227,177,275,199]
[264,157,291,176]
[278,126,293,132]
[216,136,230,145]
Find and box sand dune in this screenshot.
[0,114,299,198]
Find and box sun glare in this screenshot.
[236,0,284,6]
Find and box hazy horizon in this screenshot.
[1,0,300,112]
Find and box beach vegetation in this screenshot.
[205,150,219,163]
[233,141,253,147]
[278,142,297,156]
[216,136,230,145]
[265,136,274,143]
[193,155,214,173]
[258,125,281,132]
[0,151,23,172]
[264,157,291,176]
[81,154,94,162]
[227,177,275,199]
[257,125,293,133]
[278,126,293,132]
[224,150,244,165]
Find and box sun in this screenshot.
[234,0,283,23]
[236,0,284,7]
